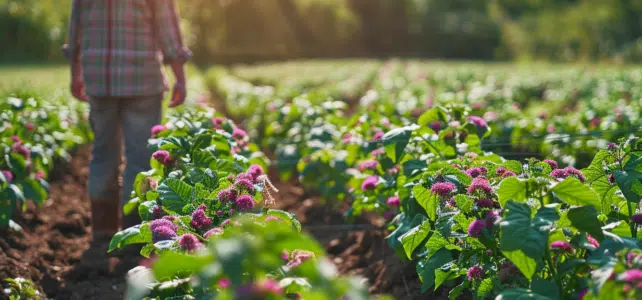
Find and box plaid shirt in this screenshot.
[65,0,191,97]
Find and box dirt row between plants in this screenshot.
[0,147,140,300]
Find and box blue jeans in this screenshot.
[88,95,162,222]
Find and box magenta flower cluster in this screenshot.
[467,265,484,281]
[361,176,379,191]
[232,128,247,140]
[152,150,172,165]
[550,167,586,182]
[218,188,238,203]
[1,170,13,183]
[359,160,379,172]
[468,220,486,237]
[467,178,493,196]
[150,124,168,136]
[386,196,400,208]
[235,194,255,211]
[190,205,213,230]
[467,116,488,128]
[178,233,202,251]
[550,240,574,253]
[150,219,178,243]
[204,227,224,238]
[247,164,264,181]
[430,182,456,198]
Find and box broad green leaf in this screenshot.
[502,250,537,280]
[454,194,473,213]
[503,160,523,173]
[267,209,302,232]
[108,224,152,252]
[498,177,526,207]
[413,184,437,221]
[477,277,494,297]
[399,220,431,259]
[449,281,468,300]
[426,232,461,260]
[500,202,548,259]
[403,159,428,177]
[382,124,419,163]
[416,248,452,292]
[531,279,559,300]
[386,213,427,254]
[152,250,212,281]
[552,177,600,209]
[435,268,458,290]
[567,206,604,241]
[157,178,193,212]
[496,288,553,300]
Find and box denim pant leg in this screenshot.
[121,94,163,210]
[88,98,122,201]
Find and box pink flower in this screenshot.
[383,211,395,219]
[467,178,493,196]
[586,234,600,248]
[372,130,385,141]
[286,251,315,268]
[431,182,456,198]
[10,136,20,143]
[631,214,642,224]
[281,250,290,261]
[35,170,45,180]
[150,124,168,136]
[467,265,484,281]
[477,199,495,209]
[204,227,224,238]
[468,220,486,237]
[212,117,224,129]
[550,169,569,180]
[608,143,617,151]
[358,160,379,171]
[152,150,171,165]
[430,122,441,133]
[543,160,558,169]
[578,289,588,300]
[386,196,400,208]
[217,188,238,203]
[190,208,213,230]
[12,142,30,159]
[485,211,498,229]
[371,148,385,157]
[465,167,484,178]
[163,215,176,221]
[547,124,556,133]
[234,179,255,194]
[361,176,379,191]
[342,133,352,143]
[465,152,479,159]
[221,219,232,227]
[623,269,642,282]
[248,164,264,180]
[232,128,246,140]
[608,174,616,184]
[151,205,164,219]
[145,177,158,190]
[150,219,177,232]
[564,167,586,183]
[217,278,231,289]
[1,170,13,183]
[236,172,255,183]
[502,170,516,177]
[235,194,255,211]
[256,279,283,295]
[496,167,507,176]
[468,116,488,128]
[24,123,35,131]
[151,226,177,243]
[550,241,574,253]
[178,234,202,251]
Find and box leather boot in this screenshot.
[91,196,120,241]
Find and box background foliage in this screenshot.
[1,0,641,63]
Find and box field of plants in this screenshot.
[1,60,642,300]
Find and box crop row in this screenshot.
[0,92,91,229]
[203,60,642,299]
[109,105,385,299]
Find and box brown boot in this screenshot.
[91,197,120,241]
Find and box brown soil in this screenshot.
[0,147,140,300]
[271,180,429,300]
[0,147,427,300]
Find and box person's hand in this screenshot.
[168,80,186,108]
[71,77,88,102]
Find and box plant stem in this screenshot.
[627,198,637,238]
[544,247,562,298]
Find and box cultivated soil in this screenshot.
[0,147,428,300]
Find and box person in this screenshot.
[63,0,191,240]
